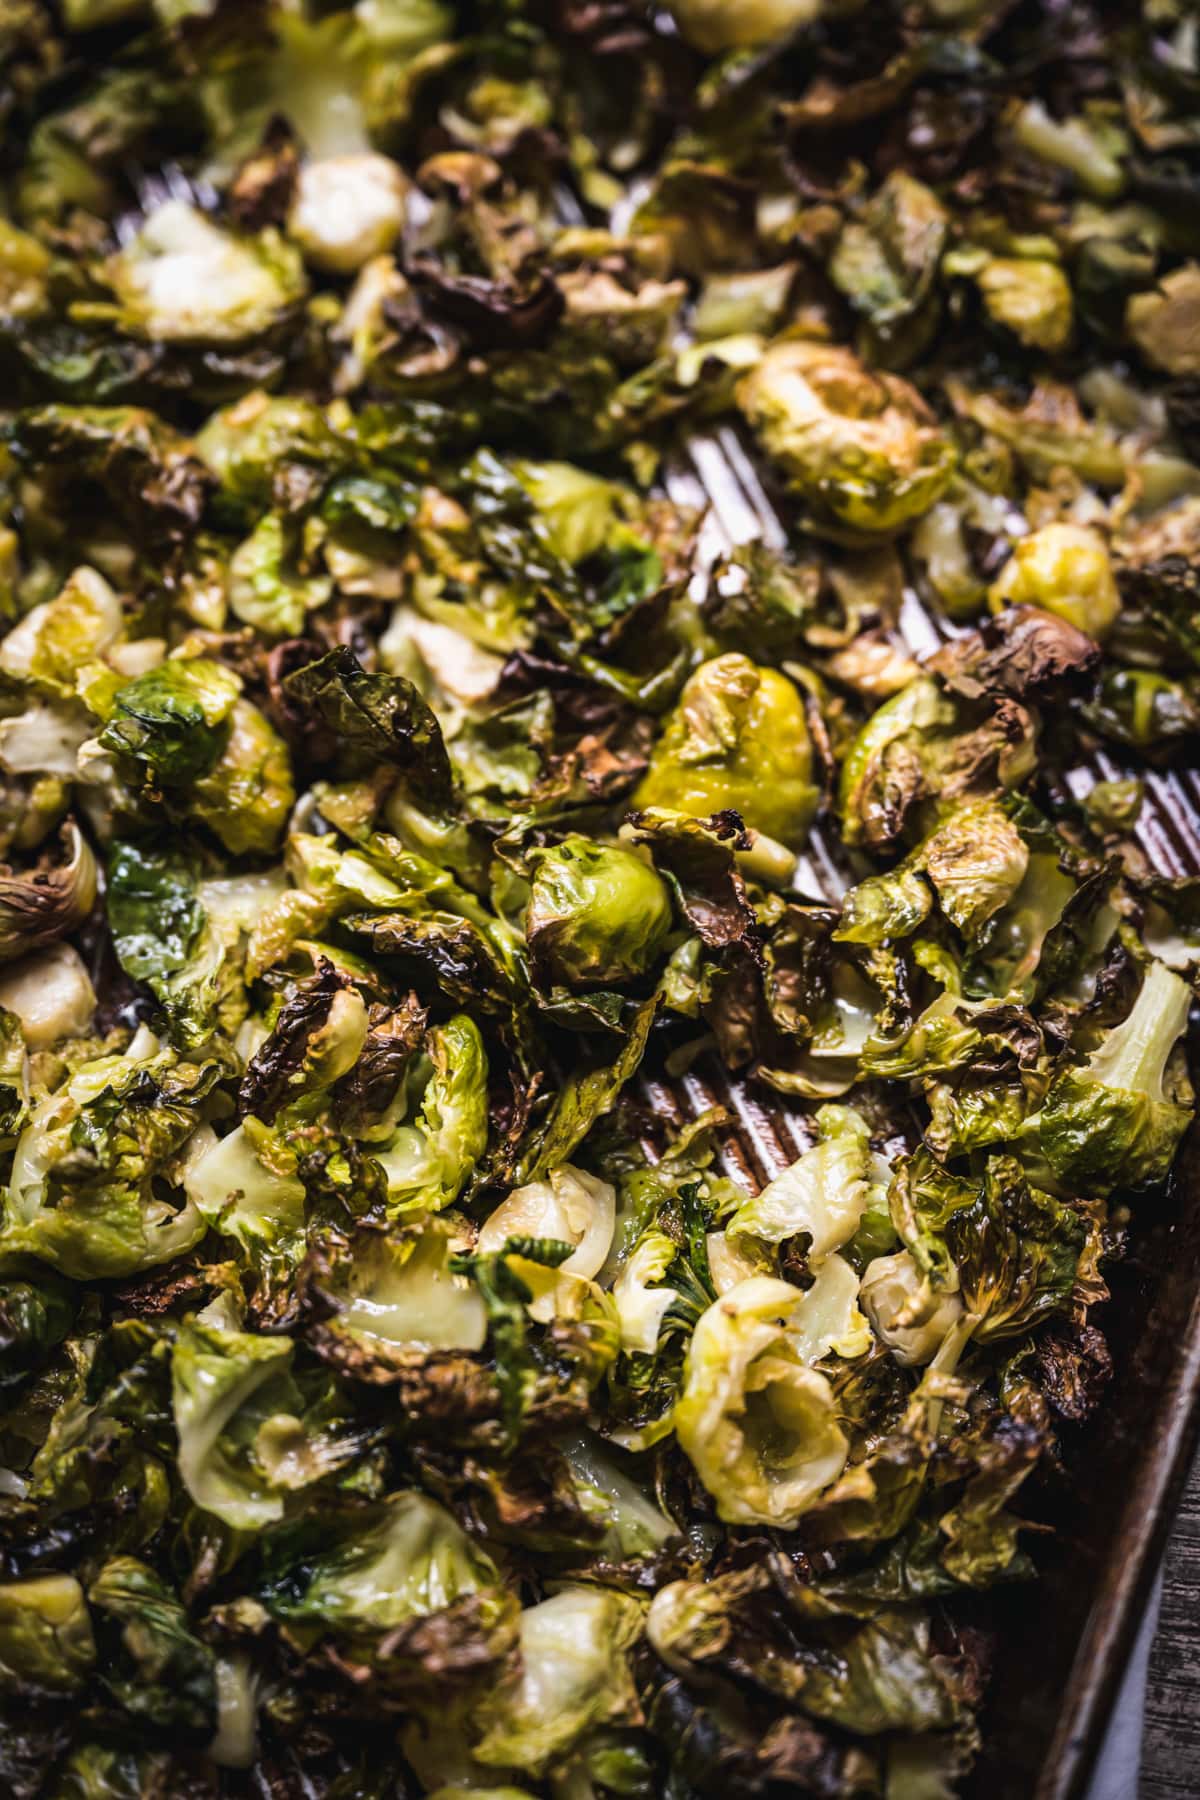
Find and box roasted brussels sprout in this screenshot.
[99,201,306,343]
[667,0,822,54]
[636,654,818,847]
[0,2,1193,1790]
[1128,265,1200,376]
[947,249,1074,352]
[525,835,673,989]
[288,153,409,274]
[0,821,96,965]
[674,1276,849,1527]
[738,342,956,535]
[988,523,1120,641]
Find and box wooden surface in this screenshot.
[1142,1445,1200,1797]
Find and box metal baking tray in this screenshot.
[651,428,1200,1800]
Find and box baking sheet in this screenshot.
[662,428,1200,1800]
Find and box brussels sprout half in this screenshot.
[636,653,819,848]
[525,834,674,990]
[738,343,956,536]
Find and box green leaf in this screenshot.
[87,1557,216,1732]
[100,659,240,786]
[515,989,660,1184]
[107,841,206,987]
[282,646,455,801]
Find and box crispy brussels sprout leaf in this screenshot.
[181,1121,307,1275]
[514,990,659,1184]
[728,1105,888,1259]
[87,1558,216,1733]
[99,202,306,345]
[262,1490,517,1696]
[0,1037,216,1278]
[283,646,454,802]
[171,1315,298,1531]
[474,1587,644,1773]
[377,1013,489,1212]
[1037,960,1194,1192]
[100,659,240,786]
[0,822,96,968]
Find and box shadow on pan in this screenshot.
[978,1124,1200,1799]
[669,425,1200,1800]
